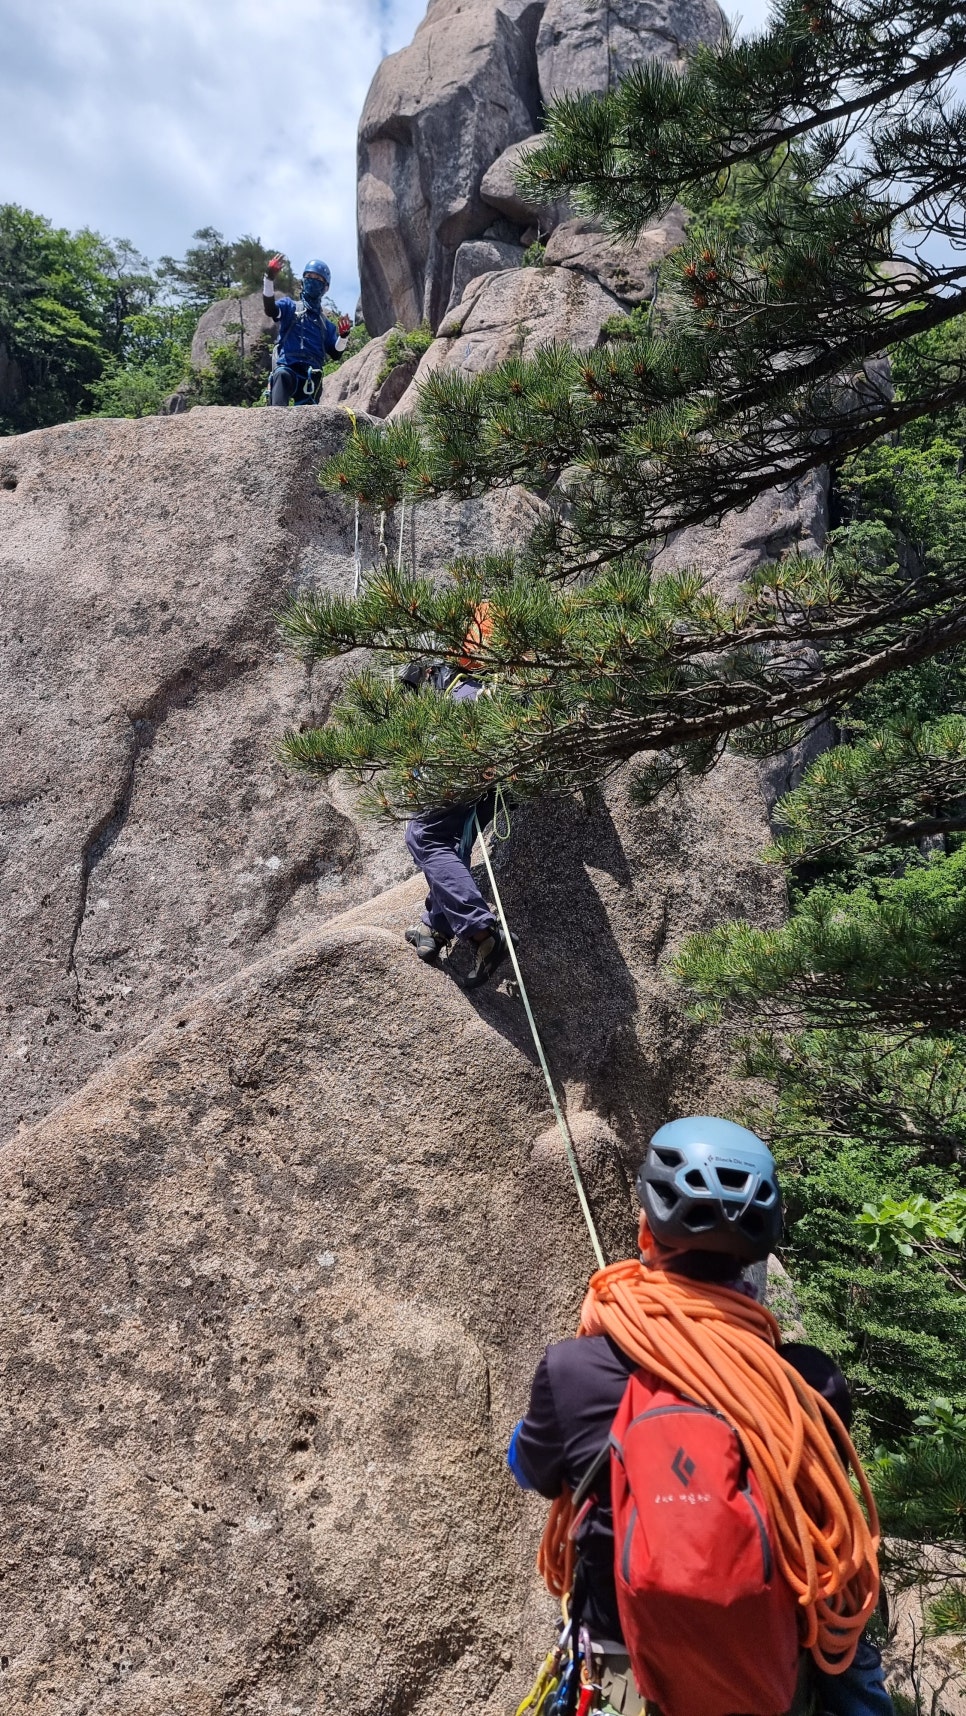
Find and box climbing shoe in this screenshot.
[463,926,510,989]
[405,924,450,962]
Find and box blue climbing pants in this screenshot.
[405,797,497,943]
[813,1636,894,1715]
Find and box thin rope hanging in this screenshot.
[353,499,362,596]
[396,498,407,575]
[475,810,606,1270]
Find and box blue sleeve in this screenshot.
[322,317,340,358]
[507,1420,536,1489]
[509,1352,566,1497]
[275,297,296,337]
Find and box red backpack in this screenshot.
[609,1369,801,1716]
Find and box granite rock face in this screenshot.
[544,206,688,302]
[0,385,827,1713]
[537,0,725,98]
[190,290,276,368]
[447,238,525,314]
[1,697,785,1715]
[480,134,570,233]
[356,0,721,336]
[0,407,403,1143]
[357,0,538,336]
[392,263,620,415]
[320,331,421,418]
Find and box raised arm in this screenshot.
[262,254,285,321]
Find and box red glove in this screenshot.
[266,255,284,279]
[338,315,352,337]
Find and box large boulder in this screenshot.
[392,263,622,415]
[190,290,276,367]
[544,206,688,303]
[320,332,422,418]
[446,238,525,314]
[358,0,539,337]
[537,0,726,99]
[1,744,783,1713]
[479,134,570,232]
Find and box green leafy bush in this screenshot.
[374,323,432,385]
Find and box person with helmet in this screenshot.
[507,1117,893,1716]
[262,256,352,405]
[401,602,510,990]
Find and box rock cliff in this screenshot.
[357,0,724,335]
[0,3,846,1711]
[0,397,825,1713]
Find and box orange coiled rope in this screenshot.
[537,1261,881,1676]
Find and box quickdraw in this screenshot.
[515,1615,571,1716]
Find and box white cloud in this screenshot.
[0,0,427,314]
[0,0,773,315]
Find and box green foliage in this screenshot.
[858,1191,966,1279]
[770,719,966,863]
[88,302,201,418]
[521,240,548,267]
[185,332,274,408]
[871,1408,966,1632]
[374,323,432,385]
[0,203,156,432]
[156,227,297,305]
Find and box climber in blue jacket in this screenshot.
[262,256,352,405]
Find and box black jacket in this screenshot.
[511,1333,851,1640]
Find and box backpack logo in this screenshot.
[671,1447,695,1487]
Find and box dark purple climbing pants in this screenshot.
[405,796,497,943]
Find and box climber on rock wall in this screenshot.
[402,603,511,990]
[262,256,351,405]
[508,1117,893,1716]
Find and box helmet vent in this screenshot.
[717,1168,752,1191]
[655,1149,683,1168]
[682,1208,715,1231]
[684,1169,709,1190]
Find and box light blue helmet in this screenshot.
[302,259,331,289]
[636,1116,782,1262]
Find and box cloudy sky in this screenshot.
[0,0,773,314]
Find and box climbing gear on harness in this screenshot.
[609,1370,800,1716]
[475,808,606,1270]
[638,1117,783,1263]
[405,923,450,961]
[516,1615,572,1716]
[537,1264,881,1683]
[464,924,510,989]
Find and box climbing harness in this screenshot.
[473,801,606,1271]
[537,1264,881,1677]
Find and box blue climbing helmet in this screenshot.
[302,258,331,290]
[636,1116,782,1262]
